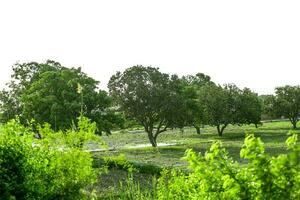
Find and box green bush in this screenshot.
[0,117,100,200]
[157,132,300,200]
[0,120,29,199]
[94,154,162,175]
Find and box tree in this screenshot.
[274,85,300,129]
[259,95,277,120]
[0,60,122,134]
[180,73,214,134]
[0,61,62,123]
[200,84,245,136]
[200,83,262,136]
[108,66,185,147]
[199,84,228,136]
[182,73,212,87]
[236,88,262,127]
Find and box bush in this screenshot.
[94,154,162,175]
[0,117,100,200]
[157,132,300,200]
[0,122,29,199]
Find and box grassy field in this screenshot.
[91,121,300,198]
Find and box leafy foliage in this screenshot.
[259,94,279,120]
[0,116,101,200]
[198,83,234,136]
[108,66,185,147]
[180,73,214,134]
[156,133,300,200]
[199,84,262,136]
[274,85,300,128]
[0,60,123,135]
[236,88,262,126]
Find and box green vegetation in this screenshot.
[274,86,300,129]
[0,117,100,199]
[0,61,299,199]
[180,73,213,134]
[156,132,299,200]
[108,66,186,147]
[97,121,298,167]
[0,61,123,134]
[108,66,262,146]
[91,121,299,199]
[259,86,300,128]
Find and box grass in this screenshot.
[96,121,299,167]
[90,169,156,199]
[91,121,300,198]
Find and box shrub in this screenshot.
[0,117,100,200]
[0,119,29,199]
[94,154,162,175]
[157,132,300,200]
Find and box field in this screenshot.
[91,121,300,198]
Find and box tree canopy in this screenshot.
[108,65,185,147]
[199,83,262,136]
[274,85,300,129]
[0,60,122,134]
[180,73,214,134]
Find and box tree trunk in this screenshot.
[147,131,157,147]
[194,125,201,135]
[289,117,298,129]
[217,124,227,136]
[217,125,222,136]
[144,122,168,147]
[292,120,297,129]
[150,138,157,147]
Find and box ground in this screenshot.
[91,121,300,199]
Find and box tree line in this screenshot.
[0,61,299,147]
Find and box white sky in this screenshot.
[0,0,299,95]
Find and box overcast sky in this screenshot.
[0,0,299,95]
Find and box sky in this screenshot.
[0,0,299,95]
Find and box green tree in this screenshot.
[182,73,212,87]
[0,60,122,134]
[199,84,232,136]
[236,88,262,127]
[108,66,185,147]
[200,84,262,136]
[0,61,62,123]
[180,73,214,134]
[259,94,277,120]
[274,85,300,129]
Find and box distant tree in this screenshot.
[274,85,300,129]
[182,73,212,87]
[180,85,204,134]
[259,94,277,120]
[108,66,185,147]
[199,84,260,136]
[0,90,18,122]
[180,73,214,134]
[199,84,232,136]
[236,88,262,127]
[0,60,122,134]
